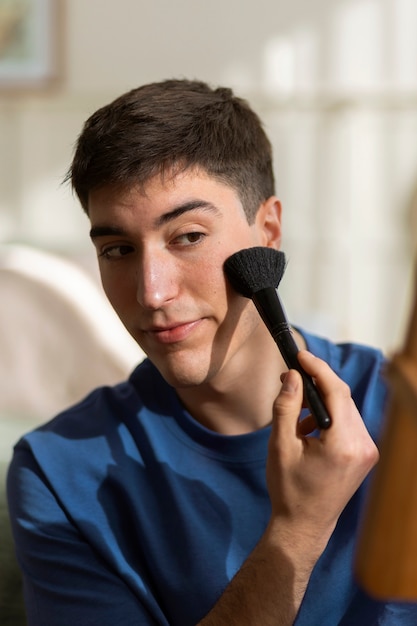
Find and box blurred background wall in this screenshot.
[1,0,417,365]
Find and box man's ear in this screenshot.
[254,196,282,248]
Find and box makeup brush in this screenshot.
[224,246,331,430]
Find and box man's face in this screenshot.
[89,168,281,390]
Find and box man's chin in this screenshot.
[149,352,212,389]
[157,366,209,389]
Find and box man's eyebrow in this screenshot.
[154,200,221,226]
[89,225,127,240]
[89,200,221,240]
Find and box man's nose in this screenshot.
[135,250,178,309]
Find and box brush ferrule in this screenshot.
[252,287,289,329]
[252,288,298,370]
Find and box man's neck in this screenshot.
[176,330,305,436]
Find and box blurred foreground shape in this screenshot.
[355,261,417,600]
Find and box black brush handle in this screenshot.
[252,288,332,430]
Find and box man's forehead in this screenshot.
[88,166,241,211]
[87,165,206,204]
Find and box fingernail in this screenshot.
[281,370,298,393]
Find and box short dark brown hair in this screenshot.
[67,79,275,222]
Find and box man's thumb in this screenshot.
[272,369,303,424]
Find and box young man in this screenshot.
[7,80,416,625]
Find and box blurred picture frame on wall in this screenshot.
[0,0,61,91]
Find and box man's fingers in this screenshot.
[297,351,351,397]
[297,350,352,423]
[296,350,379,469]
[275,369,303,408]
[271,369,304,451]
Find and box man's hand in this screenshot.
[266,350,379,562]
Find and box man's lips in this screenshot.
[144,319,203,344]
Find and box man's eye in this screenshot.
[100,245,134,259]
[174,232,205,245]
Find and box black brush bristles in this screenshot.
[224,247,287,298]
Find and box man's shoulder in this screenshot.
[17,358,165,445]
[8,357,177,492]
[299,328,385,376]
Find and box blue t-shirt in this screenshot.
[7,331,417,625]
